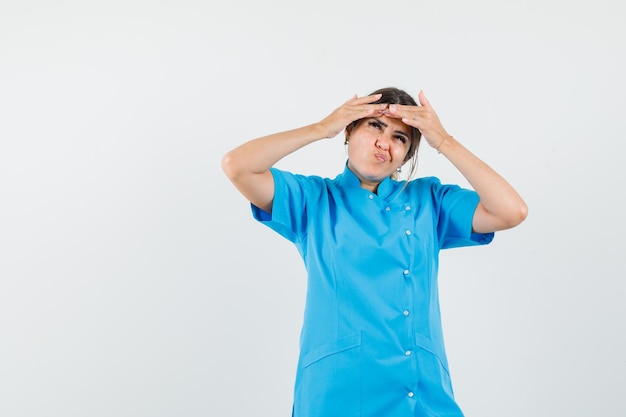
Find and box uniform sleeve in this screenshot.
[251,168,320,244]
[431,179,495,249]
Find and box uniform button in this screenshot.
[385,206,391,211]
[368,194,374,200]
[405,205,411,211]
[403,310,410,316]
[405,350,412,356]
[407,392,415,398]
[405,230,411,236]
[403,269,410,275]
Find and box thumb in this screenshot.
[418,90,431,108]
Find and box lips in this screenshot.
[375,153,388,162]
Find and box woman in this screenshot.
[222,87,527,417]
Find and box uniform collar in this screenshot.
[337,161,398,200]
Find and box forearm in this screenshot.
[222,123,326,178]
[221,93,386,212]
[437,136,528,229]
[384,91,527,231]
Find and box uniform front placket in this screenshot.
[385,199,419,407]
[401,202,418,405]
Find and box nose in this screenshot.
[375,132,392,150]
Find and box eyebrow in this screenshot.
[372,118,410,139]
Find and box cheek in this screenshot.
[394,143,411,160]
[351,135,375,151]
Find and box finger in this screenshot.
[341,94,381,111]
[380,105,420,126]
[353,93,383,105]
[353,103,388,119]
[342,94,360,105]
[384,109,404,119]
[418,90,431,108]
[386,103,422,119]
[400,116,420,128]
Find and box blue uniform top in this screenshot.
[252,164,494,417]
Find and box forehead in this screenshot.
[365,115,411,135]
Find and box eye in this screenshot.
[395,135,408,144]
[368,121,382,130]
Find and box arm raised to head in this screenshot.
[387,91,528,233]
[221,94,389,213]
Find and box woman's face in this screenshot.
[346,115,412,192]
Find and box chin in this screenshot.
[350,162,392,181]
[364,171,392,182]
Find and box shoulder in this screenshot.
[270,168,332,199]
[270,167,327,185]
[407,176,471,194]
[404,176,477,208]
[410,176,441,187]
[403,176,444,195]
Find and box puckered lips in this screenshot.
[374,151,389,163]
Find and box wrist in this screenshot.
[434,135,453,154]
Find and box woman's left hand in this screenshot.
[388,92,528,233]
[386,90,451,150]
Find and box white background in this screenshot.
[1,0,625,416]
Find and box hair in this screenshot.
[345,87,421,181]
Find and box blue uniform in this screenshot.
[252,164,494,417]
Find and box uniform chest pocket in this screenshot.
[295,333,362,417]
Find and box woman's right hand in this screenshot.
[222,93,388,213]
[317,94,389,139]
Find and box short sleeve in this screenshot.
[251,168,321,243]
[431,180,495,249]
